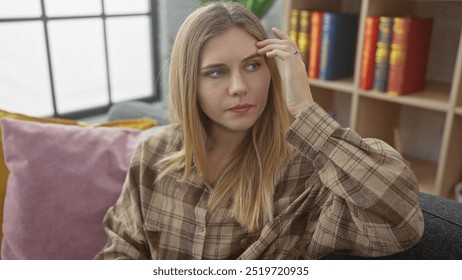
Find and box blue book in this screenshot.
[319,12,359,80]
[373,16,394,92]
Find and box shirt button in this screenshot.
[198,226,205,232]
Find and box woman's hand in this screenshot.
[256,27,314,117]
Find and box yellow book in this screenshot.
[289,9,300,43]
[297,10,310,65]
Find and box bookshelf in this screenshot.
[283,0,462,200]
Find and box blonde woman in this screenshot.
[96,2,423,260]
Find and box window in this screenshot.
[0,0,158,119]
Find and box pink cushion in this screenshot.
[0,118,162,259]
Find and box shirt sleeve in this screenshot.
[94,142,150,260]
[285,103,424,258]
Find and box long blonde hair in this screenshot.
[158,2,292,232]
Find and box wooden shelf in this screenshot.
[358,81,451,112]
[405,155,438,195]
[284,0,462,200]
[455,107,462,116]
[308,78,355,93]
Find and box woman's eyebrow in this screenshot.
[243,53,261,62]
[200,52,262,71]
[200,63,225,71]
[242,53,263,61]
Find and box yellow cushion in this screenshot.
[92,118,157,130]
[0,109,156,257]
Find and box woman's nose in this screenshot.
[229,71,247,96]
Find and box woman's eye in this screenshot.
[246,62,260,72]
[207,69,224,78]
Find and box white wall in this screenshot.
[157,0,201,110]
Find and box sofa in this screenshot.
[0,101,461,260]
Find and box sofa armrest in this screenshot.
[324,193,462,259]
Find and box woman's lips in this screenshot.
[229,104,254,113]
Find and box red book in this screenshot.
[308,11,323,78]
[387,17,433,96]
[359,16,379,90]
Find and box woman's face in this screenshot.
[197,26,271,134]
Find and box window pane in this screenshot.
[106,16,152,102]
[44,0,101,17]
[0,21,53,116]
[104,0,149,15]
[0,0,42,18]
[48,19,108,114]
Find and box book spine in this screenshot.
[359,16,379,90]
[317,13,358,80]
[387,17,433,95]
[308,11,323,78]
[319,12,335,80]
[387,17,410,96]
[373,16,394,92]
[297,10,310,67]
[289,9,300,43]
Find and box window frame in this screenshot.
[0,0,160,119]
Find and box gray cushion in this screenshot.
[324,193,462,259]
[107,101,169,125]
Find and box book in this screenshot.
[319,12,359,80]
[308,11,323,78]
[297,10,310,66]
[373,16,394,92]
[289,9,300,43]
[359,16,379,90]
[387,17,433,96]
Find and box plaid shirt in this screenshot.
[95,104,423,260]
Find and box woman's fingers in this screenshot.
[256,27,300,60]
[271,27,299,50]
[263,48,293,60]
[256,27,314,117]
[257,43,293,58]
[271,27,289,38]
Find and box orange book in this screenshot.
[308,11,323,78]
[387,17,433,96]
[359,16,379,90]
